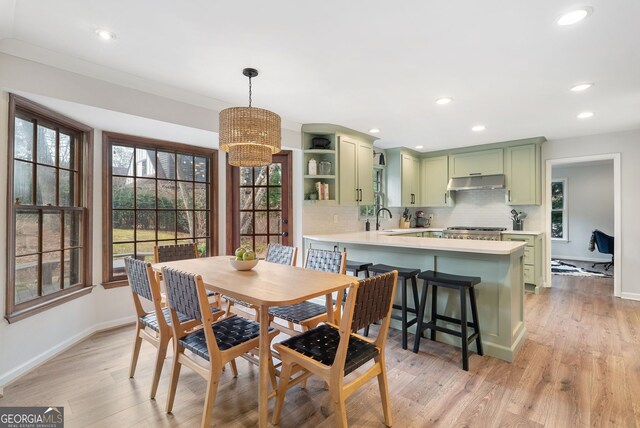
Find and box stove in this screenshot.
[443,226,506,241]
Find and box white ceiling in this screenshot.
[1,0,639,151]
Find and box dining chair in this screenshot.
[268,247,347,336]
[162,266,279,428]
[124,257,222,399]
[154,242,222,308]
[225,243,298,318]
[272,270,398,427]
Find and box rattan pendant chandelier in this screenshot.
[219,68,281,167]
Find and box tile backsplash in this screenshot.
[302,205,402,235]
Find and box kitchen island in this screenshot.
[304,231,527,362]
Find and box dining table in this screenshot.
[151,255,357,427]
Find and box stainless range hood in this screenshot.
[447,174,505,191]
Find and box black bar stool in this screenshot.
[368,264,421,349]
[413,270,483,371]
[346,260,373,278]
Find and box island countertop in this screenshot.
[303,231,526,255]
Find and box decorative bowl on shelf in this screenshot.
[229,257,259,271]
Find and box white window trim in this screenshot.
[551,177,568,241]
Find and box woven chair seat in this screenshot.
[269,301,327,323]
[140,306,220,332]
[179,316,273,358]
[279,324,379,375]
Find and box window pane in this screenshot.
[137,211,156,240]
[136,241,155,262]
[36,165,56,206]
[254,187,268,210]
[42,212,62,252]
[255,212,267,234]
[42,251,62,295]
[195,211,207,238]
[59,133,74,170]
[240,235,252,251]
[551,212,563,238]
[177,154,194,181]
[157,152,175,179]
[194,183,207,210]
[112,210,134,242]
[59,170,74,206]
[158,211,176,238]
[196,239,208,257]
[269,235,282,246]
[177,182,193,209]
[112,243,132,275]
[136,179,156,208]
[269,163,282,185]
[64,211,82,248]
[14,117,34,161]
[240,188,253,209]
[551,182,564,210]
[112,146,134,176]
[135,148,156,177]
[15,255,39,304]
[157,180,176,209]
[194,156,207,182]
[269,212,282,234]
[16,211,39,255]
[112,177,134,208]
[64,248,81,287]
[177,211,193,239]
[37,124,56,166]
[14,160,33,205]
[254,167,267,185]
[255,236,268,258]
[240,167,252,185]
[240,212,253,234]
[269,188,282,209]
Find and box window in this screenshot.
[6,95,93,323]
[359,167,385,219]
[102,133,218,287]
[551,178,567,240]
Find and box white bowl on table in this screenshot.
[229,257,259,271]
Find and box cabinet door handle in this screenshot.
[355,188,359,202]
[359,189,363,202]
[508,190,511,202]
[469,172,481,176]
[444,193,447,204]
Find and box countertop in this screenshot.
[377,227,543,236]
[501,230,544,235]
[304,231,526,255]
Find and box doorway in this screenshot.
[545,154,621,297]
[226,151,293,257]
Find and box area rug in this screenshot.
[551,259,612,277]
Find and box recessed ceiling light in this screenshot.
[96,29,116,40]
[435,97,453,105]
[577,111,594,119]
[557,8,592,26]
[369,128,380,134]
[471,125,486,132]
[570,82,594,92]
[415,145,424,149]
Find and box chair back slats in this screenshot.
[125,257,153,302]
[351,272,396,333]
[162,267,202,320]
[265,244,297,266]
[155,243,198,263]
[304,248,345,273]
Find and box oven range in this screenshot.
[442,226,506,241]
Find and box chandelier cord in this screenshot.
[248,76,252,107]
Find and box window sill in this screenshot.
[5,286,93,323]
[102,279,129,289]
[551,238,570,243]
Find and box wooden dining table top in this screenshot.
[152,256,357,307]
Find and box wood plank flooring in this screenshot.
[1,274,639,427]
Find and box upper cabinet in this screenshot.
[421,156,453,207]
[387,149,420,207]
[449,148,504,177]
[504,144,541,205]
[338,136,374,205]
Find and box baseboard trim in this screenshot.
[0,315,136,390]
[620,292,640,301]
[552,255,611,263]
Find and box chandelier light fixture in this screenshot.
[219,68,281,167]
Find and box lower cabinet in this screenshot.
[501,233,543,293]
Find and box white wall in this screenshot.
[0,53,302,387]
[551,162,614,261]
[543,129,640,300]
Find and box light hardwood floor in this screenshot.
[2,274,639,427]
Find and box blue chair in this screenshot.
[592,230,614,271]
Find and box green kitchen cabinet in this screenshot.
[387,149,421,207]
[421,155,453,207]
[449,148,504,178]
[338,136,374,205]
[401,153,420,206]
[504,144,541,205]
[502,232,543,293]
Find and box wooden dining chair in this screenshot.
[268,247,346,336]
[225,243,298,318]
[162,266,279,428]
[154,242,222,308]
[272,270,398,427]
[124,257,222,399]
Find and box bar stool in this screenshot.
[346,260,373,278]
[368,263,421,349]
[413,270,483,371]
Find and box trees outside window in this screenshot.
[551,178,567,240]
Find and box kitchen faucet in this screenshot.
[375,207,393,231]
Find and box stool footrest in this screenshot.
[434,314,479,329]
[392,304,418,315]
